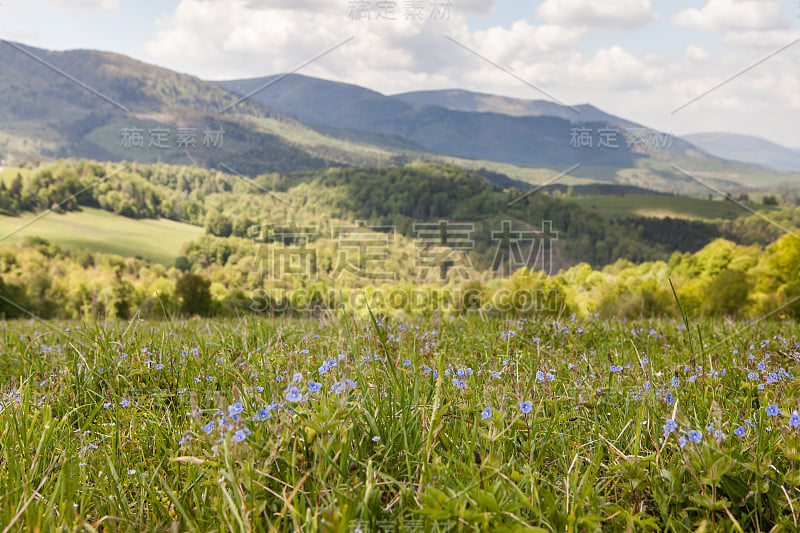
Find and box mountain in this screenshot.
[214,74,692,170]
[683,132,800,172]
[0,40,375,174]
[0,40,794,196]
[218,74,798,192]
[392,89,640,127]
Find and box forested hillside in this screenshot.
[1,159,798,321]
[3,159,785,271]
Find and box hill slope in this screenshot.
[683,132,800,172]
[215,74,661,169]
[392,89,639,126]
[0,207,202,265]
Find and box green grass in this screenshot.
[0,314,798,531]
[565,194,754,221]
[0,207,203,264]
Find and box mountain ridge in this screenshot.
[683,132,800,172]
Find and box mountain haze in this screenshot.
[393,89,639,127]
[683,132,800,172]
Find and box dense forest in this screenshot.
[1,159,798,321]
[1,160,792,269]
[0,231,798,321]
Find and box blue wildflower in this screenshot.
[520,401,533,414]
[688,430,702,444]
[228,403,243,417]
[734,426,746,438]
[481,408,492,420]
[285,387,302,402]
[663,419,678,435]
[766,405,781,417]
[308,381,322,393]
[203,421,214,434]
[789,412,800,429]
[232,428,250,443]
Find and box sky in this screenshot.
[1,0,799,147]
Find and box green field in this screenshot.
[565,194,753,221]
[0,207,203,264]
[1,315,798,531]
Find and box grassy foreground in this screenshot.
[1,315,799,532]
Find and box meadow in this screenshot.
[0,207,203,265]
[564,195,747,221]
[1,310,799,532]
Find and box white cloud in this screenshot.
[673,0,790,32]
[143,0,503,84]
[470,20,585,64]
[241,0,494,16]
[44,0,119,10]
[535,0,656,29]
[138,0,799,146]
[684,44,710,62]
[722,29,800,47]
[577,45,660,90]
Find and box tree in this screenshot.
[233,216,254,238]
[701,269,750,316]
[9,173,22,198]
[762,195,778,206]
[206,213,232,237]
[175,273,212,316]
[174,255,191,272]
